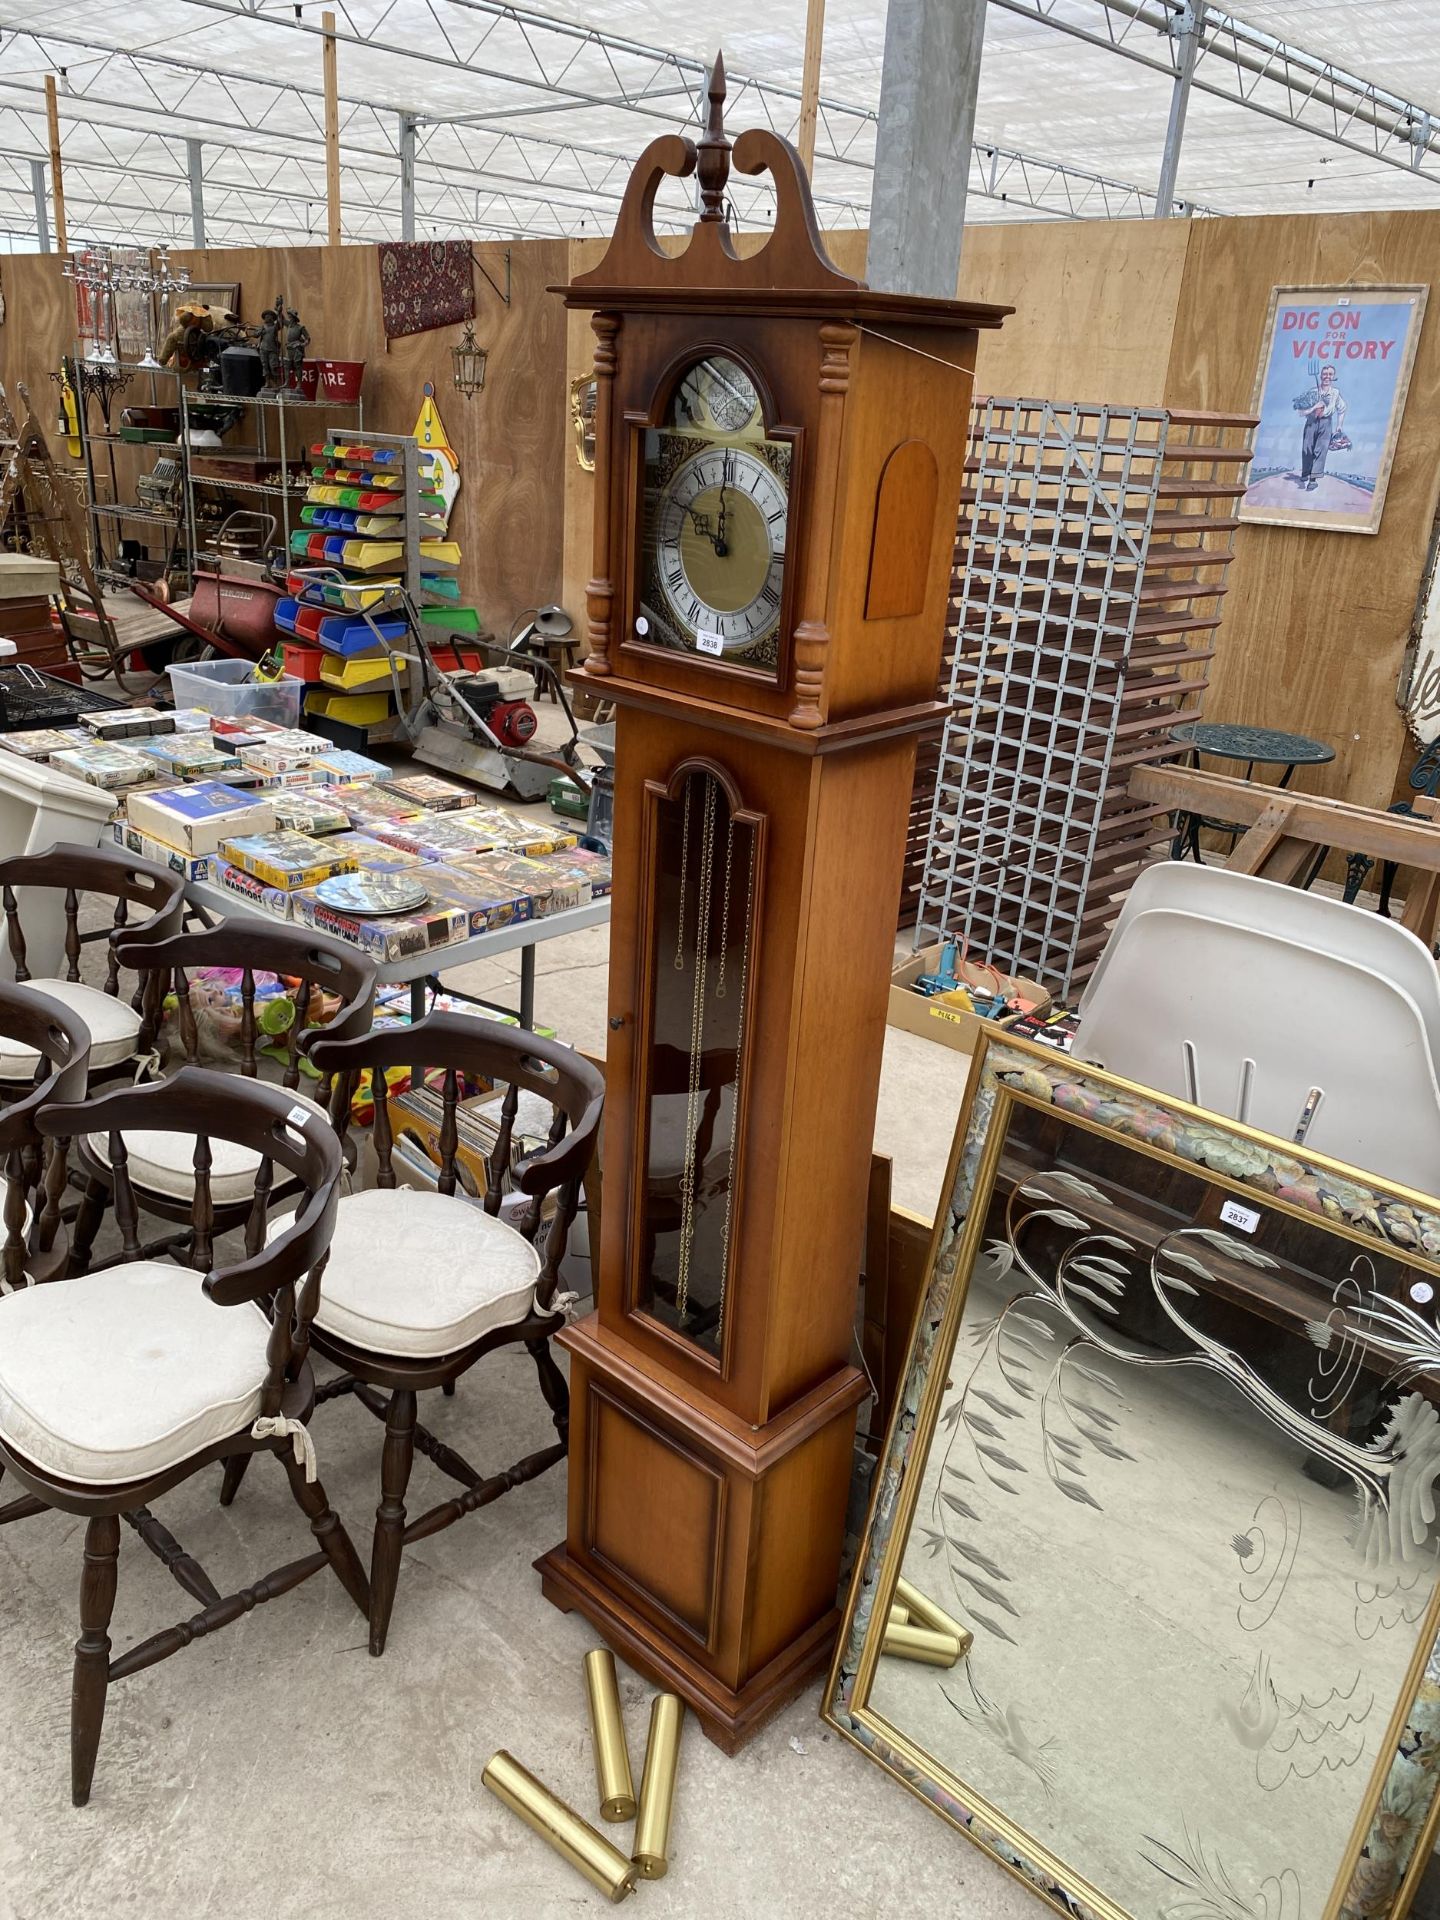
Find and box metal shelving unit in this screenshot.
[915,395,1257,999]
[73,354,364,590]
[183,384,365,579]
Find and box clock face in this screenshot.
[637,355,790,678]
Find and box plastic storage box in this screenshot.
[166,658,304,729]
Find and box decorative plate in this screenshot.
[312,872,430,916]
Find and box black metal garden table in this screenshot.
[1167,720,1337,871]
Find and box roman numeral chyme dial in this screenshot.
[653,445,788,659]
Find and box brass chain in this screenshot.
[675,773,716,1318]
[714,806,736,1000]
[715,822,756,1334]
[673,773,693,971]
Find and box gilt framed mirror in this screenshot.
[825,1033,1440,1920]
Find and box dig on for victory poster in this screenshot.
[1241,285,1428,536]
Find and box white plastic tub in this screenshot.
[0,753,119,981]
[167,658,304,729]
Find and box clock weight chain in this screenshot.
[669,770,757,1345]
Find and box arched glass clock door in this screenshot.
[632,762,763,1363]
[634,352,792,681]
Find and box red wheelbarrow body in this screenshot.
[127,574,286,664]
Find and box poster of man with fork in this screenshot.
[1240,284,1428,536]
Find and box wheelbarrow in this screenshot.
[123,514,288,667]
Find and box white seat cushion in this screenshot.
[0,1262,270,1485]
[0,978,142,1080]
[86,1087,331,1204]
[271,1186,538,1359]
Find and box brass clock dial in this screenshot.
[638,355,790,676]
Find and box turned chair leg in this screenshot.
[528,1335,570,1449]
[71,1513,121,1807]
[278,1452,370,1619]
[369,1388,417,1658]
[218,1453,253,1507]
[70,1177,109,1275]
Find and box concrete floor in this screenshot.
[0,700,1013,1920]
[10,672,1439,1919]
[0,921,1002,1919]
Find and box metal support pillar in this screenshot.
[399,111,417,240]
[186,138,205,247]
[29,157,49,252]
[866,0,985,297]
[1155,2,1200,217]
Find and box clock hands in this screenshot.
[715,451,733,558]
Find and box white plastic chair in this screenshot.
[1073,868,1440,1193]
[1082,863,1440,1064]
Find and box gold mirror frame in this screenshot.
[825,1032,1440,1920]
[571,375,598,471]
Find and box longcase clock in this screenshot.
[536,56,1008,1752]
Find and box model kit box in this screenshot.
[476,810,579,857]
[309,749,389,785]
[331,783,426,827]
[211,715,284,737]
[238,743,317,777]
[79,706,177,741]
[207,857,293,921]
[50,743,155,790]
[323,830,426,873]
[264,787,351,836]
[557,847,612,899]
[290,887,468,962]
[257,727,325,758]
[0,728,78,759]
[109,818,213,882]
[219,830,357,891]
[461,851,588,915]
[411,862,534,937]
[126,782,276,856]
[137,737,242,780]
[377,773,473,814]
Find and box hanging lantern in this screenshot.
[451,321,488,399]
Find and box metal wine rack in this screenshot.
[915,395,1256,996]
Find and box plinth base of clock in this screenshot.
[537,1312,866,1754]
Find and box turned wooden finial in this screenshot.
[696,51,730,223]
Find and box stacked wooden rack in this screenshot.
[914,395,1256,997]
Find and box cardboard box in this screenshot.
[50,743,154,790]
[323,830,426,873]
[265,787,352,836]
[110,818,213,883]
[220,830,358,891]
[208,857,293,921]
[126,782,276,857]
[410,862,534,937]
[290,887,468,961]
[309,750,388,785]
[80,706,177,741]
[136,737,241,780]
[886,943,1051,1055]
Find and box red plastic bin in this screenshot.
[281,642,326,683]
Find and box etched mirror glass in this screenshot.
[829,1037,1440,1920]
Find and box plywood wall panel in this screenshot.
[959,218,1190,404]
[1162,211,1440,813]
[0,240,570,634]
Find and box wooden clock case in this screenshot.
[536,59,1008,1752]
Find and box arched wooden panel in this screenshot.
[864,438,939,621]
